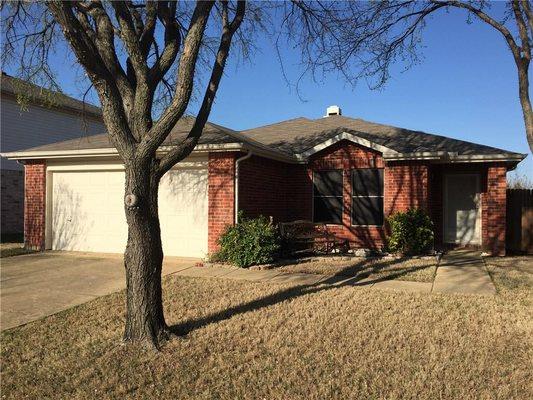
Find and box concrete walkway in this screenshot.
[173,265,434,293]
[432,250,496,295]
[175,251,496,296]
[1,252,197,331]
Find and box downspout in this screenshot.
[234,150,253,224]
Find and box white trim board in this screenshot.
[298,131,400,159]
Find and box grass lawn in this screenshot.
[0,243,35,258]
[274,256,437,282]
[2,262,531,400]
[484,256,533,293]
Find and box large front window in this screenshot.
[313,170,343,224]
[351,168,384,226]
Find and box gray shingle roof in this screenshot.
[241,115,524,158]
[4,111,525,162]
[1,72,102,118]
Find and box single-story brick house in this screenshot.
[2,106,526,257]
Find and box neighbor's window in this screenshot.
[313,170,343,224]
[351,169,384,226]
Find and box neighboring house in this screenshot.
[2,105,526,256]
[0,73,105,236]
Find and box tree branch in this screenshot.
[47,2,136,157]
[512,0,531,62]
[139,1,215,159]
[157,0,246,176]
[438,1,522,63]
[74,1,135,117]
[522,0,533,35]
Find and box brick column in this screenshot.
[208,152,235,253]
[24,160,46,250]
[482,165,507,256]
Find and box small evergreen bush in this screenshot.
[386,208,434,255]
[215,213,280,268]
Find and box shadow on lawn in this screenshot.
[170,257,430,336]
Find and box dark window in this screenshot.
[313,170,343,223]
[352,169,383,196]
[351,169,384,225]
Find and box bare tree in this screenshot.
[3,0,529,350]
[282,0,533,153]
[2,0,246,349]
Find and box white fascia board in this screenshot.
[445,153,526,163]
[1,143,244,160]
[2,142,300,164]
[299,131,400,159]
[1,147,118,160]
[383,151,447,161]
[384,151,526,163]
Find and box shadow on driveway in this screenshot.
[0,251,197,331]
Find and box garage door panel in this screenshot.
[158,168,208,257]
[51,165,208,257]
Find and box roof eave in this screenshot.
[1,89,103,119]
[383,151,527,163]
[1,143,244,161]
[0,141,300,164]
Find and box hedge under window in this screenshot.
[313,170,343,224]
[352,169,384,226]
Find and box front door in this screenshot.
[444,174,481,245]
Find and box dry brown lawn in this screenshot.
[484,256,533,293]
[274,256,437,282]
[2,260,532,400]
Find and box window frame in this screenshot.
[312,169,344,225]
[351,168,384,227]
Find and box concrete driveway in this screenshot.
[0,252,198,331]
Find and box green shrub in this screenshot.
[215,213,280,268]
[386,208,434,255]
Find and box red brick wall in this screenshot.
[1,169,24,235]
[307,140,389,249]
[207,142,433,253]
[482,165,507,256]
[384,162,429,214]
[24,161,46,250]
[208,152,235,253]
[208,144,507,256]
[238,155,288,222]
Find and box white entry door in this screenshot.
[444,174,481,245]
[50,164,208,257]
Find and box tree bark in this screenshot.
[516,58,533,153]
[122,158,170,349]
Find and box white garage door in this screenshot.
[50,165,208,257]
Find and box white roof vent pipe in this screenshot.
[325,105,342,117]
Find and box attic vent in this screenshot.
[325,105,341,117]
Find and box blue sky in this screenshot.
[7,2,531,177]
[210,3,532,177]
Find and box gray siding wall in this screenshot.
[1,96,105,170]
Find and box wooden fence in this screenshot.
[506,189,533,254]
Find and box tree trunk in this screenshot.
[122,158,170,349]
[517,58,533,153]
